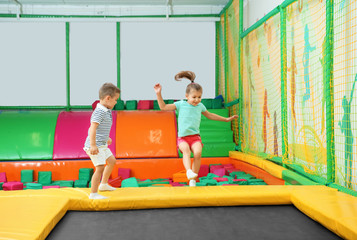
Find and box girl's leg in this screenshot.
[191,141,203,174]
[91,165,105,193]
[179,142,197,180]
[178,142,192,171]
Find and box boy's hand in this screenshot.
[226,115,238,122]
[154,83,162,94]
[107,137,112,145]
[89,145,99,155]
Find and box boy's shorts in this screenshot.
[177,134,203,150]
[84,145,113,167]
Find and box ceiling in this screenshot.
[0,0,230,18]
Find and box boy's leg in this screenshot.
[99,155,117,191]
[89,165,108,198]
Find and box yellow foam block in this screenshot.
[291,186,357,240]
[229,151,286,179]
[0,194,69,240]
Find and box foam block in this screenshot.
[211,168,226,177]
[21,169,34,183]
[201,99,213,109]
[78,168,93,182]
[74,179,88,188]
[0,182,3,190]
[121,177,139,188]
[3,181,23,191]
[92,100,100,110]
[173,170,188,183]
[43,185,60,189]
[0,172,7,182]
[137,100,154,110]
[38,171,52,185]
[26,183,43,190]
[198,165,209,178]
[114,100,125,110]
[108,176,122,188]
[118,168,131,180]
[213,177,229,182]
[126,100,137,110]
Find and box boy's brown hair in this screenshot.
[99,83,121,99]
[174,71,202,94]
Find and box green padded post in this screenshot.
[78,168,94,182]
[38,171,52,185]
[21,170,34,183]
[125,100,137,110]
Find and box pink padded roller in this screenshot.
[53,111,117,159]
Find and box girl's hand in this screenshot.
[89,145,99,155]
[154,83,162,94]
[226,115,238,122]
[107,137,112,145]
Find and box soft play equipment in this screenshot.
[116,111,178,158]
[0,111,59,160]
[53,111,117,159]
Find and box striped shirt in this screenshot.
[84,103,113,148]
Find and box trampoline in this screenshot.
[47,206,341,240]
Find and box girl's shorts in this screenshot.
[177,134,203,149]
[84,145,113,167]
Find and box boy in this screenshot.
[84,83,120,199]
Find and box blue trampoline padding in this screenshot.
[0,111,59,160]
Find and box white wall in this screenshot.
[120,22,216,101]
[0,21,215,106]
[243,0,283,31]
[0,22,66,106]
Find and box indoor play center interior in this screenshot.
[0,0,357,239]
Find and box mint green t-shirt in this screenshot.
[174,100,207,137]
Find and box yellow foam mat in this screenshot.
[0,185,356,240]
[229,151,286,179]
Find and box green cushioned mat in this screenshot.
[0,111,59,160]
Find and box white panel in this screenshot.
[121,22,215,101]
[70,22,117,105]
[243,0,283,31]
[0,22,66,106]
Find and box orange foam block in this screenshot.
[173,170,188,183]
[116,111,178,158]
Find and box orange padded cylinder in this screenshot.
[116,111,178,158]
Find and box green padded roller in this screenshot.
[0,111,59,160]
[78,168,93,182]
[125,100,137,110]
[114,100,125,110]
[201,99,213,109]
[121,177,139,188]
[26,183,43,190]
[21,169,34,183]
[38,171,52,185]
[74,179,88,188]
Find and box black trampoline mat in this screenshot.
[47,205,342,240]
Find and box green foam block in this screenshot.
[21,169,34,183]
[38,171,52,185]
[74,179,88,188]
[25,182,43,190]
[121,177,139,188]
[126,100,137,110]
[78,168,93,182]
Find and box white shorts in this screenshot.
[84,145,114,167]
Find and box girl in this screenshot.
[154,71,238,186]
